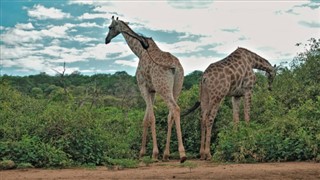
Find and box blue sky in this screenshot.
[1,0,319,76]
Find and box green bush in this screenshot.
[0,136,70,167]
[213,116,318,163]
[0,160,16,170]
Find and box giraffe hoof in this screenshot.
[180,156,187,163]
[152,158,159,163]
[162,158,169,162]
[162,155,170,162]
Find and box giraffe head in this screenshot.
[105,16,121,44]
[105,16,149,49]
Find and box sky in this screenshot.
[0,0,319,76]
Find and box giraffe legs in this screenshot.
[244,91,252,123]
[139,109,149,158]
[139,89,159,161]
[200,109,207,160]
[232,96,241,124]
[203,103,220,160]
[199,85,209,160]
[200,87,222,161]
[162,97,186,163]
[163,111,174,161]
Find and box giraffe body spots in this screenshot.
[199,47,275,160]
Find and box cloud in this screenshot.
[0,22,103,45]
[298,21,320,28]
[167,0,214,9]
[1,28,42,45]
[76,22,103,28]
[78,13,105,20]
[104,41,132,59]
[2,55,54,73]
[180,56,215,74]
[115,59,139,67]
[15,22,34,30]
[81,68,116,74]
[221,28,240,33]
[72,35,98,43]
[68,1,94,5]
[27,4,71,20]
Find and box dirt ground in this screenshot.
[1,160,319,180]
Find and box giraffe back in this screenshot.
[202,48,256,97]
[136,38,184,94]
[145,38,180,69]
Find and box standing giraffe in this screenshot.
[187,47,275,160]
[105,16,186,163]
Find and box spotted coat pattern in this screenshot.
[199,47,275,160]
[105,17,186,163]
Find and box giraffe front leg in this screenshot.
[148,92,159,162]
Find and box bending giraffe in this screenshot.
[105,16,187,163]
[185,47,275,160]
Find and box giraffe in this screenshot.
[105,16,187,163]
[197,47,275,160]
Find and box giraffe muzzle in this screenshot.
[105,38,111,44]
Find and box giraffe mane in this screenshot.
[119,20,149,40]
[118,20,150,49]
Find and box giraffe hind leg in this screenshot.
[163,111,174,161]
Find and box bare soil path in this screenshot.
[1,160,319,180]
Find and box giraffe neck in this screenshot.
[119,21,148,58]
[244,48,275,89]
[251,55,273,74]
[241,48,273,74]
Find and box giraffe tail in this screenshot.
[181,101,201,117]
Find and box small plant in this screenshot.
[179,161,197,172]
[0,160,16,170]
[17,163,34,169]
[81,163,96,169]
[140,156,154,166]
[103,156,139,169]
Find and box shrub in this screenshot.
[0,136,70,168]
[213,116,318,163]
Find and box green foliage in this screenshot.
[0,82,142,167]
[183,70,203,90]
[103,157,139,168]
[0,160,16,170]
[213,118,318,162]
[17,163,34,169]
[0,136,70,167]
